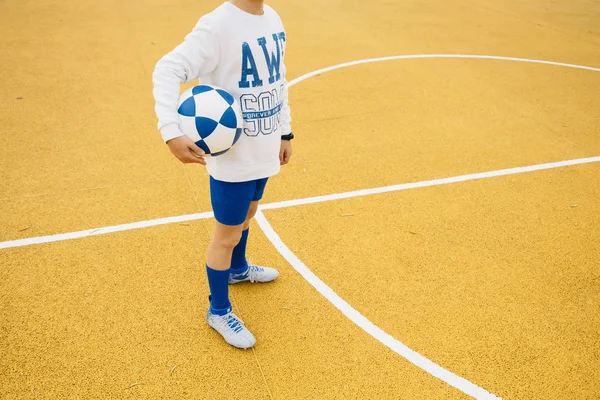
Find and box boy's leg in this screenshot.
[206,221,243,311]
[207,221,245,270]
[206,177,253,311]
[230,201,259,274]
[243,201,260,231]
[229,178,278,284]
[205,177,257,349]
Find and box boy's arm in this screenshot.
[279,70,293,165]
[152,19,220,143]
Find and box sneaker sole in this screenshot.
[228,278,277,285]
[229,273,279,285]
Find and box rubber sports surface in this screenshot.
[1,0,599,398]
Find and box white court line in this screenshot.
[261,156,600,210]
[255,210,500,399]
[3,53,598,252]
[280,55,598,398]
[280,54,598,398]
[288,54,600,87]
[0,212,213,250]
[2,156,599,250]
[3,54,599,397]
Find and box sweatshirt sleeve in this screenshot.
[152,18,220,142]
[279,67,293,136]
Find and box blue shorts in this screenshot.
[209,177,269,226]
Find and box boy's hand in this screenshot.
[166,136,206,165]
[280,139,292,165]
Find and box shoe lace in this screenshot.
[246,258,264,283]
[216,312,245,334]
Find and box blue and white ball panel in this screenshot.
[192,85,214,96]
[216,89,235,106]
[177,96,197,117]
[192,89,232,121]
[202,124,241,155]
[177,85,243,156]
[219,107,238,129]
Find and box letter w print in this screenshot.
[238,32,287,136]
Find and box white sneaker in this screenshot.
[229,263,279,284]
[206,307,256,349]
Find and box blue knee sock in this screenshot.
[230,228,249,274]
[206,265,231,314]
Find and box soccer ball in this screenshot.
[177,85,243,157]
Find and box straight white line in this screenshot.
[261,156,600,210]
[287,54,600,87]
[0,212,213,250]
[1,156,599,250]
[2,54,598,251]
[255,210,500,399]
[2,53,597,397]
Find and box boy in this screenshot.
[152,0,293,349]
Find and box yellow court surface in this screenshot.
[1,0,599,399]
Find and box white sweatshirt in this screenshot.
[152,2,292,182]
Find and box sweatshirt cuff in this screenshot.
[160,123,184,143]
[279,123,292,136]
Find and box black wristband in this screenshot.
[281,132,294,141]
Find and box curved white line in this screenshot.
[288,54,600,87]
[1,54,597,252]
[255,210,500,399]
[3,53,597,397]
[263,53,600,399]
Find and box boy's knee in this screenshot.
[213,229,243,249]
